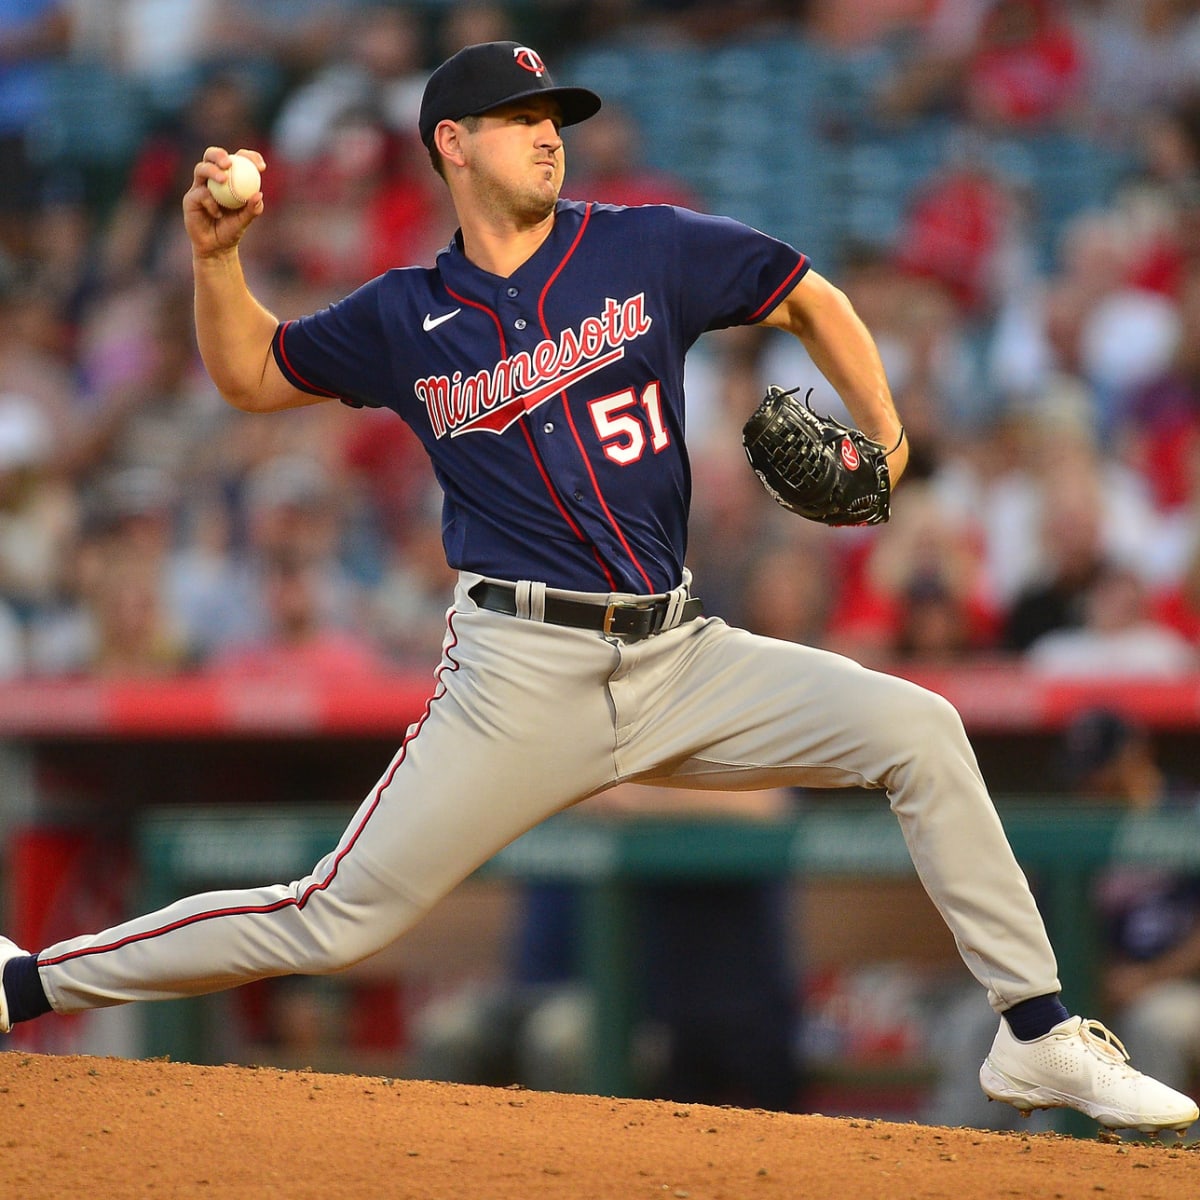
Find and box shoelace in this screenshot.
[1078,1018,1131,1064]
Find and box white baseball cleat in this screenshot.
[980,1015,1199,1134]
[0,935,29,1033]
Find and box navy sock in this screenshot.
[1003,993,1071,1041]
[3,954,52,1025]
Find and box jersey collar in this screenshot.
[437,200,588,302]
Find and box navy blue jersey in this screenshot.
[272,200,807,593]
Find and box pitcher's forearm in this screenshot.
[192,249,281,410]
[764,271,909,482]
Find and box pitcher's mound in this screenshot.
[0,1052,1194,1199]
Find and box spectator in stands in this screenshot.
[0,393,78,631]
[0,275,77,442]
[208,545,387,680]
[1116,263,1200,519]
[987,209,1123,393]
[63,282,235,494]
[964,377,1159,637]
[920,403,1030,611]
[875,0,1083,130]
[1026,564,1197,678]
[890,570,980,664]
[1075,0,1200,147]
[270,5,427,168]
[826,482,997,667]
[272,103,451,288]
[266,8,457,285]
[989,192,1185,434]
[82,545,188,679]
[0,0,72,264]
[1033,161,1200,434]
[1081,294,1182,435]
[737,532,837,650]
[1002,470,1114,653]
[1102,94,1200,331]
[239,455,345,572]
[963,0,1084,131]
[202,453,362,659]
[0,398,39,679]
[161,492,241,659]
[27,466,189,678]
[892,155,1021,318]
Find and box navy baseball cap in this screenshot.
[419,41,601,149]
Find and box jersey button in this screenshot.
[514,318,527,330]
[507,287,519,297]
[543,422,554,434]
[573,489,584,501]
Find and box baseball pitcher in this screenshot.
[2,41,1196,1135]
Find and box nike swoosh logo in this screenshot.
[422,309,461,332]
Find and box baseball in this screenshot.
[207,153,261,209]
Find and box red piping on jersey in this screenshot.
[444,286,507,356]
[518,418,617,587]
[445,283,615,585]
[38,614,465,971]
[274,321,341,397]
[539,203,655,594]
[746,255,809,323]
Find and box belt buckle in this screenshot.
[602,598,652,637]
[602,600,628,636]
[604,597,672,643]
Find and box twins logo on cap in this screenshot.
[417,41,601,148]
[513,47,546,75]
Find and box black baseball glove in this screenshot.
[741,385,897,526]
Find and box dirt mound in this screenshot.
[0,1052,1195,1199]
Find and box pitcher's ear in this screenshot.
[435,120,468,169]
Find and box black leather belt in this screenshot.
[469,580,703,641]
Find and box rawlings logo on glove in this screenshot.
[741,385,896,526]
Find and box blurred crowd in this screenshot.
[3,0,1200,681]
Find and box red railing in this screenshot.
[0,664,1195,737]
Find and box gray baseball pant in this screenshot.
[35,571,1059,1017]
